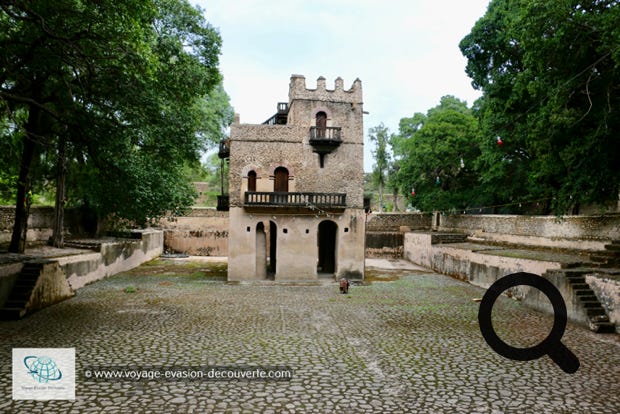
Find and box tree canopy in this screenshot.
[391,96,481,212]
[368,123,391,211]
[460,0,620,213]
[386,1,620,215]
[1,0,232,251]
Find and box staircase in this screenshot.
[590,240,620,268]
[430,233,468,244]
[561,268,615,333]
[0,261,46,320]
[541,240,620,333]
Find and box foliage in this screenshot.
[368,123,392,211]
[460,0,620,213]
[0,0,232,233]
[391,96,481,212]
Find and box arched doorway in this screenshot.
[317,220,337,275]
[268,220,277,276]
[256,222,266,279]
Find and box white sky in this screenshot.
[193,0,491,171]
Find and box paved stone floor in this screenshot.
[1,259,619,413]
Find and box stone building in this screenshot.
[222,75,365,281]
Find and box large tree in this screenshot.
[391,96,481,213]
[368,123,391,212]
[460,0,620,214]
[1,0,230,252]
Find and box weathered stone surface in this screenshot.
[437,213,620,251]
[1,258,618,413]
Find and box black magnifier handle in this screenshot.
[548,342,580,374]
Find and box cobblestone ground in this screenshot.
[1,259,619,413]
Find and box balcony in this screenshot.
[309,127,342,167]
[309,126,342,146]
[244,191,346,212]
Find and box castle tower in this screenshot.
[225,75,365,282]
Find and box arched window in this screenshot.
[248,170,257,192]
[316,111,327,138]
[274,167,289,192]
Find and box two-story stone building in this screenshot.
[222,74,365,282]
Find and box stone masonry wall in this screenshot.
[158,209,228,256]
[366,213,432,232]
[229,129,364,209]
[0,206,80,243]
[438,213,620,251]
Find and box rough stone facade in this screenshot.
[227,75,365,281]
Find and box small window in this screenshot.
[246,226,251,232]
[305,229,309,234]
[248,170,257,192]
[344,227,349,233]
[283,228,288,234]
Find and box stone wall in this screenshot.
[403,232,562,286]
[0,206,93,244]
[0,230,163,312]
[228,125,364,209]
[586,274,620,329]
[366,213,431,232]
[1,206,62,243]
[437,213,620,251]
[159,209,228,256]
[60,230,163,290]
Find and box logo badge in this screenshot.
[12,348,75,400]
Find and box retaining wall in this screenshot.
[404,232,562,287]
[366,213,431,232]
[0,230,163,310]
[158,208,228,256]
[436,213,620,251]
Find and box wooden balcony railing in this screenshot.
[244,192,346,208]
[309,126,342,142]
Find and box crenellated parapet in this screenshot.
[289,75,362,104]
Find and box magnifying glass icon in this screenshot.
[478,272,580,373]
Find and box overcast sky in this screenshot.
[193,0,491,171]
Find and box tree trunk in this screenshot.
[392,189,399,212]
[8,105,40,253]
[51,135,67,248]
[378,183,384,212]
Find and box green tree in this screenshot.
[460,0,620,214]
[369,123,391,212]
[1,0,229,251]
[392,96,481,213]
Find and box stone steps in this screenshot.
[544,268,616,333]
[0,261,45,320]
[589,240,620,267]
[430,233,468,245]
[64,240,102,251]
